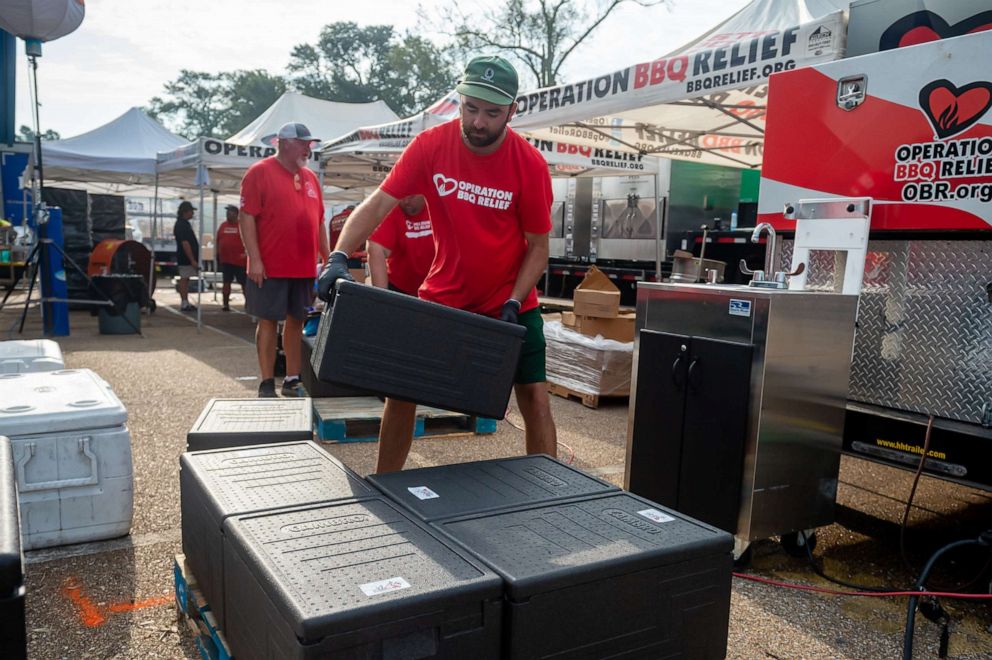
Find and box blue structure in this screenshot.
[39,207,69,336]
[0,30,14,146]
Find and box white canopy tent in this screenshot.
[42,106,187,187]
[510,0,850,168]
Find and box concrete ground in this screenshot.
[1,278,990,659]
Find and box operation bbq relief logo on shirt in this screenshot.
[433,172,513,210]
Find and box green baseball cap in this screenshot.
[455,55,519,106]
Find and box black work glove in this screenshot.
[317,251,354,302]
[499,299,522,324]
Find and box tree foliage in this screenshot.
[18,125,60,141]
[425,0,666,87]
[288,22,455,116]
[148,70,230,139]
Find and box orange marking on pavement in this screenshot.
[107,595,173,613]
[61,578,106,628]
[61,577,172,627]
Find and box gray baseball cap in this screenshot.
[275,122,319,142]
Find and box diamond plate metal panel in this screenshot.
[781,239,992,424]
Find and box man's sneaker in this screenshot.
[281,377,305,397]
[180,302,197,312]
[257,378,277,398]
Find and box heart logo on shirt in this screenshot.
[433,173,458,197]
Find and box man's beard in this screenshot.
[461,120,506,148]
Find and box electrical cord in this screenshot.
[900,415,935,575]
[800,530,901,593]
[502,404,576,464]
[903,532,992,660]
[732,571,992,600]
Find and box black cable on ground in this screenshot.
[800,530,902,593]
[902,532,992,660]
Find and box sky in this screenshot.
[12,0,752,139]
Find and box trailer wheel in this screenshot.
[780,530,816,558]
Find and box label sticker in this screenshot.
[638,508,675,524]
[359,576,411,597]
[729,299,752,317]
[407,486,439,500]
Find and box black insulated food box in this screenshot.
[435,491,734,659]
[187,398,313,451]
[0,437,26,660]
[367,454,618,522]
[180,441,374,629]
[300,335,368,397]
[222,498,503,660]
[311,280,526,419]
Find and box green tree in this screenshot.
[148,70,229,139]
[424,0,667,87]
[287,22,455,116]
[149,69,288,139]
[18,125,60,141]
[218,69,287,136]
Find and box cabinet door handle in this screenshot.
[671,355,684,388]
[687,357,700,390]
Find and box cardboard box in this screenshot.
[545,322,633,397]
[562,311,636,343]
[572,267,620,318]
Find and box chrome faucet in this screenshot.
[752,222,777,275]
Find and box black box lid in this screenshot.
[180,441,374,525]
[189,398,312,438]
[368,454,618,521]
[435,492,733,600]
[224,498,502,640]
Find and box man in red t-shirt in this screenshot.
[216,204,247,311]
[329,205,366,266]
[318,56,557,473]
[366,194,434,296]
[240,122,329,398]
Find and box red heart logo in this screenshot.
[882,10,992,51]
[919,79,992,139]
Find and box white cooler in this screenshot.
[0,369,133,550]
[0,340,65,374]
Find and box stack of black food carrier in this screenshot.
[179,281,734,658]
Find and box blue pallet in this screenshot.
[174,555,233,660]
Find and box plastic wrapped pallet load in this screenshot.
[544,320,633,397]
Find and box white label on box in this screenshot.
[360,576,411,597]
[638,508,674,524]
[729,299,752,317]
[407,486,439,500]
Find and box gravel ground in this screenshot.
[2,281,989,659]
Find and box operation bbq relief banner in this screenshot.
[511,11,845,131]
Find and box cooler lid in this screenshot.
[181,442,376,521]
[435,492,734,600]
[224,498,502,641]
[367,454,618,521]
[0,339,63,362]
[0,437,23,593]
[0,369,127,435]
[189,398,312,436]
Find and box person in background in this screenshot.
[317,55,556,473]
[173,200,199,312]
[216,204,247,311]
[366,194,433,295]
[239,122,329,398]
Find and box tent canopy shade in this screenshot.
[509,0,850,168]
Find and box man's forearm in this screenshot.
[334,189,398,256]
[318,220,330,263]
[510,235,549,303]
[367,241,389,288]
[239,213,262,261]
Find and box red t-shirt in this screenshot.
[216,220,247,267]
[369,205,435,295]
[329,207,366,261]
[380,120,552,317]
[239,157,324,278]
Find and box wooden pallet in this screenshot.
[312,397,497,443]
[547,381,628,410]
[173,555,233,660]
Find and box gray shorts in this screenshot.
[245,277,313,321]
[177,264,197,278]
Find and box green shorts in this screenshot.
[514,308,546,384]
